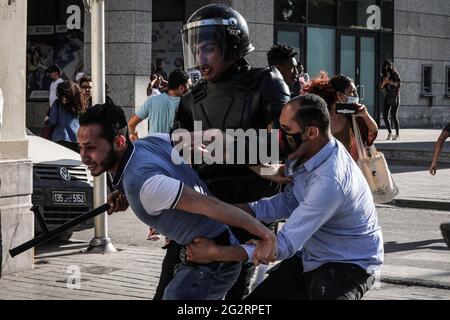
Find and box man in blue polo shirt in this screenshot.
[186,94,384,300]
[77,103,277,300]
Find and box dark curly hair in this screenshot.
[381,58,401,83]
[79,102,128,145]
[267,43,298,66]
[168,68,190,90]
[56,81,89,116]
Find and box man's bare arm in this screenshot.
[187,238,249,264]
[176,187,276,263]
[430,130,450,175]
[175,186,275,244]
[128,115,143,142]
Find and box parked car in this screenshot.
[27,130,94,240]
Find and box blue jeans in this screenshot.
[163,261,242,300]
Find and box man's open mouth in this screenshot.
[199,65,211,75]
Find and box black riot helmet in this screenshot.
[181,4,255,70]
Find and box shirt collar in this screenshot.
[287,138,336,175]
[112,142,135,189]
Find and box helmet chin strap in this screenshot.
[235,57,250,71]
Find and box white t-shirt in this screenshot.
[139,134,185,216]
[49,78,64,107]
[150,88,161,97]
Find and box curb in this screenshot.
[388,199,450,211]
[387,159,450,168]
[381,276,450,291]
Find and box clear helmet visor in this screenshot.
[181,24,228,71]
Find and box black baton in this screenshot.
[9,203,110,257]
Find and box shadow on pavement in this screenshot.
[384,239,449,253]
[389,165,427,174]
[35,240,90,258]
[377,141,445,151]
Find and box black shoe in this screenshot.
[440,223,450,249]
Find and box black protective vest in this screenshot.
[186,69,268,130]
[173,66,290,203]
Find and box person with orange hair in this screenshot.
[302,72,378,161]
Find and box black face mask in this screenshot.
[279,128,308,158]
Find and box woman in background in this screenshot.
[380,59,401,140]
[303,72,378,161]
[47,80,88,152]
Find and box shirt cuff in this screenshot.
[240,244,255,264]
[247,201,262,221]
[247,200,257,213]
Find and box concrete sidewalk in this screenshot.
[1,127,450,300]
[367,129,450,291]
[376,128,450,167]
[0,242,162,300]
[389,164,450,210]
[376,128,450,210]
[1,239,449,300]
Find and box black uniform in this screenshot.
[175,60,289,202]
[154,3,290,300]
[170,60,289,300]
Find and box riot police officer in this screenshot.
[155,3,290,300]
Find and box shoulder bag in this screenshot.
[352,117,399,203]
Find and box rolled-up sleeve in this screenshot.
[275,176,344,261]
[248,183,298,223]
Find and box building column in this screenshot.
[232,0,274,68]
[85,0,153,136]
[0,0,34,277]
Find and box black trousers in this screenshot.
[382,95,400,135]
[245,255,373,300]
[153,241,182,300]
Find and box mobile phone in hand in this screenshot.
[335,103,359,115]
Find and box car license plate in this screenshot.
[52,191,86,205]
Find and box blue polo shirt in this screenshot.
[112,134,237,245]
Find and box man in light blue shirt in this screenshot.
[187,94,384,300]
[128,69,191,141]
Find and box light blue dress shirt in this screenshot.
[243,138,384,274]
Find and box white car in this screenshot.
[28,131,94,240]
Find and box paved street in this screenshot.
[1,204,449,300]
[1,0,449,307]
[1,129,450,300]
